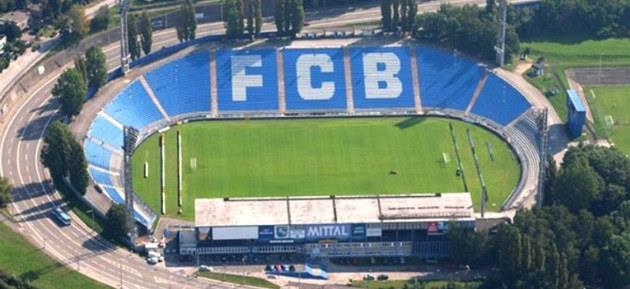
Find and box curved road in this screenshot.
[0,1,541,288]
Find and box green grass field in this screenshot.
[132,117,520,220]
[520,37,630,122]
[586,85,630,153]
[350,279,480,289]
[0,222,112,289]
[196,271,279,289]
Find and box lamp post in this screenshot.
[86,209,95,230]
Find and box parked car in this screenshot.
[377,274,389,281]
[199,265,213,272]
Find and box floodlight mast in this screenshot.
[123,126,139,245]
[119,0,130,73]
[494,0,508,67]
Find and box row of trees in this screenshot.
[447,146,630,289]
[223,0,263,38]
[54,46,107,118]
[403,0,630,63]
[380,0,416,33]
[518,0,630,39]
[45,47,107,196]
[41,121,89,195]
[413,1,519,62]
[127,12,153,60]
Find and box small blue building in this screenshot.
[567,89,586,138]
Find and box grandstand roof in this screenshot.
[195,193,475,228]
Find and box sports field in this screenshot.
[131,117,520,220]
[521,37,630,121]
[586,85,630,153]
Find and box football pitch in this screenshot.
[131,117,521,220]
[587,85,630,153]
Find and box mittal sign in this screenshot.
[305,224,352,241]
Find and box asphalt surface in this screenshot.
[0,1,542,288]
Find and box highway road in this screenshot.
[0,1,541,288]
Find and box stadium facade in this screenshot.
[179,193,475,259]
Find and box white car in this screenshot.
[199,265,213,272]
[146,257,159,265]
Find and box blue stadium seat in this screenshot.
[283,48,347,111]
[144,51,211,116]
[88,168,114,187]
[349,47,415,109]
[417,47,484,110]
[102,186,125,205]
[216,49,279,111]
[103,80,164,129]
[84,139,112,170]
[471,75,531,125]
[88,115,123,149]
[101,186,154,228]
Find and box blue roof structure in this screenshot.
[567,89,586,112]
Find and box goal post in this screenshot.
[160,133,166,215]
[177,130,183,208]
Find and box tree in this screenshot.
[485,0,496,16]
[52,68,87,118]
[381,0,391,32]
[0,21,22,42]
[90,6,110,33]
[127,14,141,60]
[599,232,630,288]
[105,204,130,242]
[288,0,303,37]
[380,0,416,33]
[223,0,243,38]
[494,224,521,283]
[245,0,254,36]
[446,222,489,266]
[67,140,89,195]
[274,0,303,37]
[41,121,73,179]
[274,0,285,35]
[175,0,197,42]
[85,46,107,89]
[139,12,153,56]
[253,0,262,35]
[60,5,88,47]
[552,157,602,213]
[404,0,417,33]
[543,155,557,206]
[74,56,88,84]
[0,177,12,208]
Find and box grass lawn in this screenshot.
[0,222,112,289]
[132,117,520,220]
[350,279,480,289]
[585,85,630,154]
[196,271,279,289]
[519,37,630,122]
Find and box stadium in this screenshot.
[80,39,546,261]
